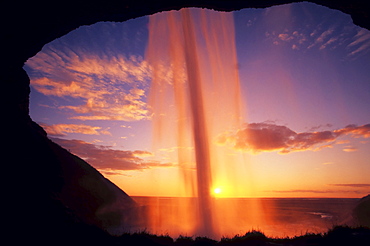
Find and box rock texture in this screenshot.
[1,0,370,244]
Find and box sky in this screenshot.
[24,2,370,198]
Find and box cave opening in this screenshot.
[21,2,370,239]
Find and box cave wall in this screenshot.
[2,0,369,243]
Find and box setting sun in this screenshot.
[213,187,222,195]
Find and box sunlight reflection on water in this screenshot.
[130,197,357,239]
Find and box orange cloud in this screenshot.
[336,140,350,144]
[342,146,358,152]
[335,124,370,138]
[120,125,132,128]
[217,122,370,154]
[25,46,150,121]
[270,189,331,194]
[51,138,172,171]
[268,189,367,194]
[278,33,294,42]
[329,184,370,188]
[98,169,131,176]
[41,123,111,136]
[132,150,154,157]
[322,162,334,165]
[61,88,148,121]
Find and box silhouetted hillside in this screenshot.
[47,135,138,234]
[5,119,138,244]
[352,194,370,227]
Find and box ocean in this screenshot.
[129,197,359,239]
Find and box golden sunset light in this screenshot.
[213,187,222,195]
[22,2,370,240]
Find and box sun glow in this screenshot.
[213,187,222,196]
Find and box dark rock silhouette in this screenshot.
[108,227,370,245]
[341,194,370,228]
[48,133,138,234]
[2,0,370,244]
[352,194,370,227]
[5,116,137,244]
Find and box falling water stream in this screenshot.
[146,8,243,238]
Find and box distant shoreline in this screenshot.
[131,196,361,199]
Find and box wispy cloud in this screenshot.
[342,146,358,152]
[98,169,132,176]
[291,27,337,51]
[266,30,308,49]
[25,44,151,121]
[270,189,331,194]
[267,27,340,51]
[61,88,148,121]
[132,150,154,157]
[319,36,338,50]
[120,125,132,128]
[336,124,370,138]
[306,124,333,132]
[309,28,335,48]
[322,162,334,165]
[348,29,370,47]
[41,123,111,136]
[217,122,370,154]
[51,138,172,171]
[278,33,294,42]
[336,140,350,144]
[329,184,370,188]
[267,21,370,59]
[268,189,367,194]
[347,29,370,57]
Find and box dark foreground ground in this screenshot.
[120,226,369,246]
[36,225,370,246]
